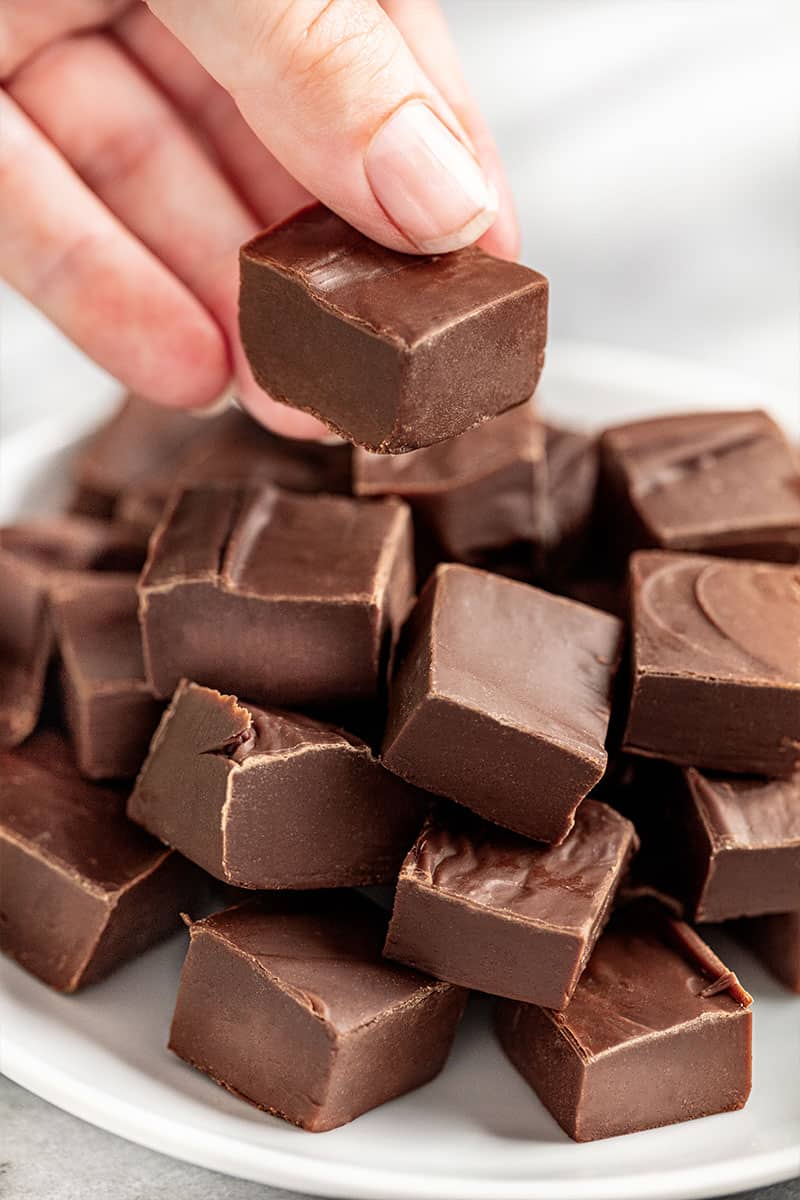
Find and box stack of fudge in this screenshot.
[1,206,798,1143]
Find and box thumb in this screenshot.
[146,0,498,254]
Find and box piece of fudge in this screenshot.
[139,484,414,712]
[169,893,468,1130]
[0,732,203,991]
[495,905,753,1141]
[382,564,623,843]
[239,205,548,452]
[384,800,637,1007]
[623,551,800,776]
[129,681,428,888]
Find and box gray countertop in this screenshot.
[2,1076,797,1200]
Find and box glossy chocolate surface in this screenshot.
[169,893,467,1131]
[623,550,800,776]
[495,906,752,1140]
[0,732,202,991]
[240,206,548,452]
[384,800,637,1007]
[52,574,162,779]
[139,484,414,711]
[601,409,800,561]
[382,564,623,843]
[129,681,428,888]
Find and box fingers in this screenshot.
[114,4,312,227]
[0,91,229,407]
[0,0,130,77]
[9,33,255,322]
[380,0,520,260]
[147,0,498,254]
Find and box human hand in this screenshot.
[0,0,518,437]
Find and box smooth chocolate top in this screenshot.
[685,768,800,851]
[353,401,543,495]
[242,206,546,350]
[0,516,146,573]
[52,574,148,686]
[404,800,636,931]
[141,484,411,602]
[427,565,622,761]
[601,409,800,548]
[1,735,168,893]
[189,894,455,1033]
[548,908,752,1058]
[631,551,800,685]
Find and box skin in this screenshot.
[0,0,519,438]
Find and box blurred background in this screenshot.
[3,0,798,438]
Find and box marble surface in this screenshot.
[1,1077,797,1200]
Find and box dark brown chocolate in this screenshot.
[113,409,352,536]
[353,401,546,571]
[0,732,203,991]
[71,393,224,518]
[537,424,600,580]
[169,893,468,1130]
[129,681,428,888]
[0,514,146,573]
[384,800,637,1008]
[0,550,51,749]
[239,206,548,452]
[139,484,414,711]
[51,575,163,779]
[623,551,800,776]
[382,564,623,843]
[619,764,800,922]
[495,906,753,1141]
[600,409,800,562]
[733,909,800,993]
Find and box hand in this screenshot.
[0,1,518,437]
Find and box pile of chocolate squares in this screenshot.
[1,206,798,1143]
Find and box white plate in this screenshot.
[1,342,799,1200]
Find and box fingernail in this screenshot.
[365,100,498,254]
[188,380,236,419]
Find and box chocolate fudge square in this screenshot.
[0,550,52,749]
[623,551,800,777]
[0,732,203,991]
[384,800,637,1008]
[382,565,623,843]
[734,910,800,994]
[169,893,468,1131]
[52,574,163,779]
[240,205,548,452]
[627,766,800,922]
[495,907,753,1141]
[139,484,414,711]
[353,400,546,568]
[0,514,146,573]
[600,409,800,562]
[129,681,428,889]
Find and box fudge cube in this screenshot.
[139,484,414,711]
[384,800,637,1007]
[0,550,51,749]
[382,564,623,843]
[169,893,467,1131]
[353,400,546,570]
[0,732,203,991]
[600,409,800,562]
[129,681,428,889]
[733,910,800,994]
[495,907,753,1141]
[623,551,800,777]
[239,205,548,452]
[0,514,146,573]
[52,574,163,779]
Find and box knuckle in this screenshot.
[279,0,389,93]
